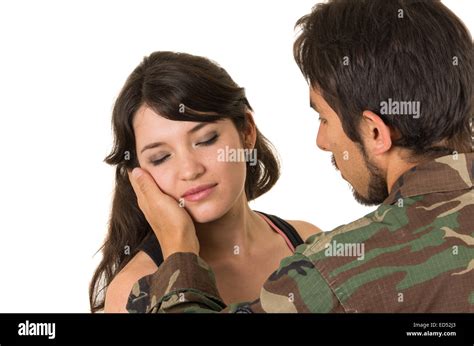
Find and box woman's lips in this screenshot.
[182,184,217,202]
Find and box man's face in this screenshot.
[310,88,388,205]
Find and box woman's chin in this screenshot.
[185,203,227,224]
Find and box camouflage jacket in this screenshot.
[126,153,474,313]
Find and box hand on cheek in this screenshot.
[127,167,200,259]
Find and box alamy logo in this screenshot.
[324,240,365,261]
[18,320,56,339]
[217,146,257,166]
[380,98,421,119]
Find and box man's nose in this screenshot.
[316,126,329,151]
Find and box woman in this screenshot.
[89,51,321,313]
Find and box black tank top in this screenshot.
[136,211,304,267]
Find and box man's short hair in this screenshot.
[294,0,473,157]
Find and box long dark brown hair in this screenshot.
[89,51,280,312]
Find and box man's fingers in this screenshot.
[128,167,161,202]
[133,168,150,195]
[127,167,141,198]
[126,167,199,257]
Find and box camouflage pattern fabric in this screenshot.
[126,153,474,313]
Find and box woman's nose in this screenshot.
[178,154,206,181]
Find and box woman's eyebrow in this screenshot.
[140,122,212,154]
[187,122,210,134]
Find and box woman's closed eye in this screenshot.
[196,133,219,146]
[150,154,170,166]
[149,133,220,166]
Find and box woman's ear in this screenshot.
[243,111,257,149]
[360,110,393,156]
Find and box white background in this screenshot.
[0,0,472,312]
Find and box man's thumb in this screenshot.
[130,167,150,195]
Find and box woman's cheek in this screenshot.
[223,161,247,192]
[149,169,176,199]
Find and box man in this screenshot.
[126,0,473,313]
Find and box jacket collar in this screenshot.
[383,153,473,205]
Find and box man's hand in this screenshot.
[127,167,199,259]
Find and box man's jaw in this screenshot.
[331,154,339,171]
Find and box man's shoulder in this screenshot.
[297,203,400,258]
[293,196,473,312]
[298,190,466,259]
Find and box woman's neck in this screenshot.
[194,193,266,263]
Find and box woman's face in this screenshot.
[133,105,248,223]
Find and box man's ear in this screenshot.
[243,111,257,149]
[360,110,392,155]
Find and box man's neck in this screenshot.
[386,151,423,194]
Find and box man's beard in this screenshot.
[331,147,388,206]
[331,155,339,170]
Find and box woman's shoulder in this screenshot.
[286,219,323,242]
[104,251,158,313]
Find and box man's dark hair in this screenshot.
[294,0,473,157]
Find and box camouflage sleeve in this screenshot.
[127,249,344,313]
